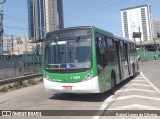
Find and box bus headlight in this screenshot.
[44,74,52,81]
[82,72,93,82]
[44,74,48,79]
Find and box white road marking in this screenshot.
[93,72,160,119]
[115,95,160,101]
[135,76,143,79]
[109,104,160,110]
[125,83,151,87]
[115,88,156,94]
[141,72,160,93]
[131,79,146,82]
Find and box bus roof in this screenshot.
[92,26,135,43]
[114,34,135,43]
[47,26,93,34]
[47,26,135,44]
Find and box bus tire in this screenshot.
[111,71,116,93]
[132,64,136,78]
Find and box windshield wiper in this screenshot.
[68,37,80,52]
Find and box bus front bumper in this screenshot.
[43,76,100,94]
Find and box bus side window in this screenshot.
[130,43,134,57]
[97,37,105,58]
[104,37,109,64]
[120,41,124,50]
[95,34,106,72]
[120,41,125,62]
[107,38,116,63]
[95,37,101,65]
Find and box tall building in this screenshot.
[152,19,160,39]
[28,0,46,40]
[28,0,64,40]
[3,36,35,55]
[121,5,153,42]
[45,0,64,32]
[3,38,12,54]
[13,36,36,55]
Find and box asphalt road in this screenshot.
[139,60,160,90]
[0,60,160,119]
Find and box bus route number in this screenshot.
[71,76,80,80]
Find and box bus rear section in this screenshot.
[43,27,101,93]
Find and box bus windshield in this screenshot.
[44,37,92,70]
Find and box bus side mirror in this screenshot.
[35,44,40,55]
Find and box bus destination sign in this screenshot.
[46,29,92,41]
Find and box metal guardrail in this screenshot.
[0,73,42,86]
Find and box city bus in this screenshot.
[43,26,138,93]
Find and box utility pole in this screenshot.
[138,27,142,45]
[11,35,13,55]
[132,22,136,41]
[25,36,27,67]
[0,0,6,55]
[138,26,146,60]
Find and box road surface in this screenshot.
[0,60,160,119]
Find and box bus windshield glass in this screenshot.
[44,37,92,70]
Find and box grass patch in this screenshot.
[27,79,37,85]
[8,85,13,89]
[22,82,28,87]
[13,82,21,89]
[0,78,39,93]
[0,86,8,92]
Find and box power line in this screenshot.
[65,0,129,20]
[3,0,128,37]
[4,32,26,38]
[4,26,28,30]
[4,15,28,20]
[4,17,28,22]
[65,0,112,16]
[65,0,100,14]
[64,0,87,12]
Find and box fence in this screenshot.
[0,54,42,80]
[137,48,160,61]
[24,54,42,75]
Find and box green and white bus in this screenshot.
[43,26,138,93]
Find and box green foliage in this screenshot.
[0,86,8,92]
[27,79,37,85]
[13,82,21,89]
[8,85,13,89]
[22,82,28,87]
[0,79,39,93]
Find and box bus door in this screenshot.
[124,43,130,77]
[120,41,129,79]
[127,43,131,75]
[115,41,122,80]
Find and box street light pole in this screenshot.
[25,36,27,67]
[0,0,6,55]
[11,35,13,55]
[132,22,136,41]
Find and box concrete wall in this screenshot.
[0,55,24,80]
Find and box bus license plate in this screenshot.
[63,86,72,90]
